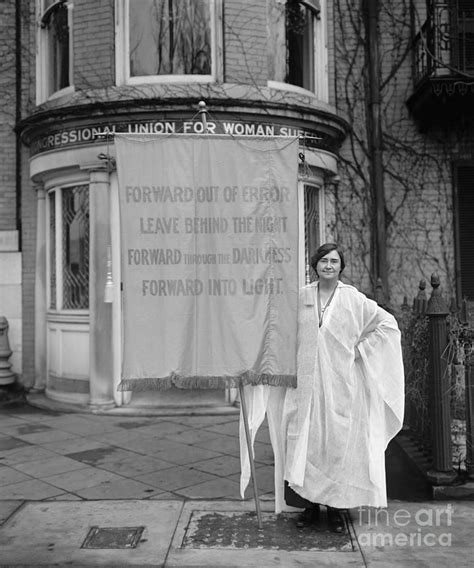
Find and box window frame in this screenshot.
[36,0,74,103]
[268,0,328,102]
[116,0,221,86]
[298,179,325,287]
[46,180,90,315]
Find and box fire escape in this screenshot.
[407,0,474,126]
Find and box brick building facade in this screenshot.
[0,0,472,410]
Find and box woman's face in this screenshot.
[316,250,342,281]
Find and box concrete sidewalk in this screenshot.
[0,400,473,566]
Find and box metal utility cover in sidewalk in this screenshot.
[182,511,355,552]
[81,526,145,549]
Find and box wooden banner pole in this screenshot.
[238,382,263,529]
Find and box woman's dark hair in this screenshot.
[310,243,345,275]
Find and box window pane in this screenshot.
[129,0,212,76]
[268,0,286,82]
[62,186,89,309]
[286,0,315,91]
[44,2,70,94]
[458,5,474,73]
[49,192,56,310]
[457,166,474,299]
[304,185,320,282]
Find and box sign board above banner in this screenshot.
[30,118,331,156]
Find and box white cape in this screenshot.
[240,282,405,511]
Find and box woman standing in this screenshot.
[240,243,404,532]
[282,243,405,532]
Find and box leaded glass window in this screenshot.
[49,192,56,309]
[128,0,212,77]
[62,186,89,309]
[48,185,89,311]
[304,184,320,282]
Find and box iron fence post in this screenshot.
[413,279,427,314]
[426,274,457,484]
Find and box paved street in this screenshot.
[0,400,473,566]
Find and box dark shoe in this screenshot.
[295,505,320,528]
[327,507,345,533]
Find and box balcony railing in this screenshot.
[413,1,474,87]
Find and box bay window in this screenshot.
[118,0,217,84]
[269,0,327,100]
[38,0,73,101]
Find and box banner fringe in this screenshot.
[117,373,296,392]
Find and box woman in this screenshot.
[240,243,404,533]
[282,243,405,532]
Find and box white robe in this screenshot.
[240,281,405,511]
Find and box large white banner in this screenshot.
[115,134,299,390]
